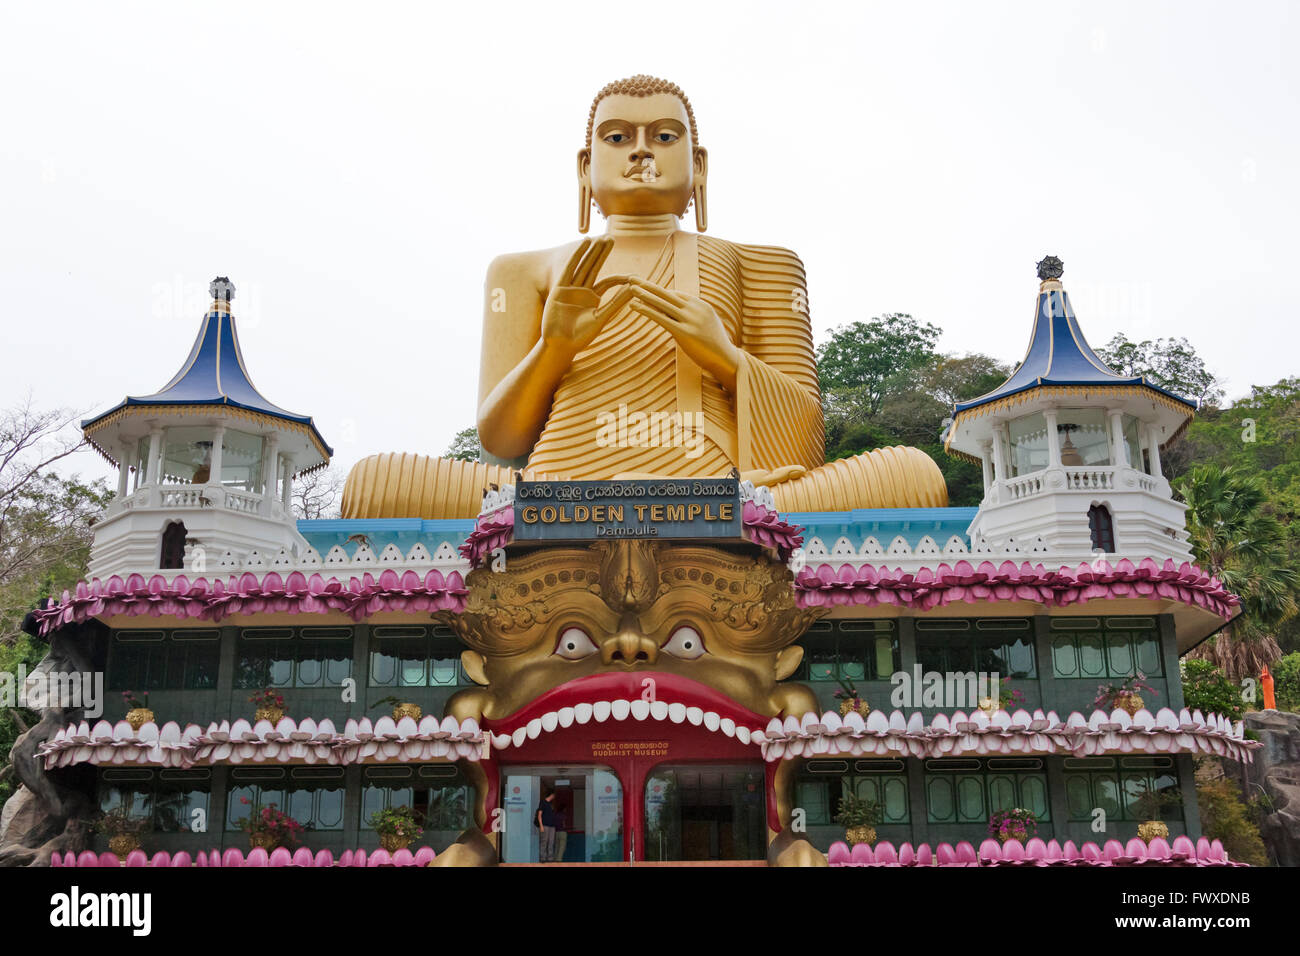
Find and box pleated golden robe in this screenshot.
[342,234,947,519]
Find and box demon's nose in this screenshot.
[602,615,658,666]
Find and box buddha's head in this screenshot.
[579,74,707,230]
[438,541,821,724]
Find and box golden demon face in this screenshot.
[438,541,822,724]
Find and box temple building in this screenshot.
[4,257,1253,868]
[0,75,1258,870]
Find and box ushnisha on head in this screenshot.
[578,74,708,233]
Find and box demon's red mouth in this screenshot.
[483,671,768,748]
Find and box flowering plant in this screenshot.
[833,790,881,828]
[121,690,149,710]
[831,677,862,702]
[988,807,1038,843]
[91,806,150,837]
[998,678,1026,711]
[238,797,305,847]
[369,805,425,841]
[248,688,286,709]
[1093,672,1158,710]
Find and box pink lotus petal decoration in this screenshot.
[796,557,1239,619]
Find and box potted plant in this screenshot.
[832,677,869,718]
[249,688,287,723]
[92,807,149,860]
[237,796,305,850]
[1132,780,1182,843]
[371,695,423,721]
[1094,673,1158,716]
[834,789,881,846]
[979,677,1027,714]
[369,805,425,852]
[988,807,1038,844]
[121,690,154,731]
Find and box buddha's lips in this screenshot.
[483,671,767,740]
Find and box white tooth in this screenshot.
[558,707,575,728]
[527,718,543,739]
[541,712,558,733]
[593,701,612,722]
[650,700,668,721]
[611,699,631,721]
[512,727,527,748]
[575,703,593,724]
[494,733,512,749]
[686,706,704,726]
[736,726,751,745]
[704,711,721,732]
[631,699,650,721]
[720,717,736,737]
[668,702,687,723]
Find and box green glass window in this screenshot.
[1050,618,1163,679]
[797,760,909,826]
[107,629,219,691]
[236,627,354,689]
[1064,757,1180,822]
[368,626,465,688]
[915,619,1036,678]
[98,769,211,833]
[798,621,898,682]
[924,759,1050,824]
[360,766,472,833]
[226,767,345,832]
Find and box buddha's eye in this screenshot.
[662,625,705,660]
[555,626,598,660]
[604,133,629,145]
[655,132,678,143]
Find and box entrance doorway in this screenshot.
[500,765,623,863]
[643,764,766,861]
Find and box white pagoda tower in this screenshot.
[82,277,331,578]
[943,256,1197,565]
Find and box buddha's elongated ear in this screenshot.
[461,650,490,686]
[692,146,708,232]
[577,148,593,234]
[775,645,802,681]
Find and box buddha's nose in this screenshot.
[602,615,658,666]
[630,128,652,161]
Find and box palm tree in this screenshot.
[1176,464,1300,680]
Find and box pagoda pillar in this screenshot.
[281,457,294,512]
[209,423,226,490]
[979,440,993,496]
[261,434,280,515]
[1146,423,1164,477]
[146,425,166,506]
[115,442,130,498]
[991,422,1009,494]
[1043,408,1061,467]
[1107,409,1128,468]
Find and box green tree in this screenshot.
[817,314,941,420]
[1176,464,1300,680]
[0,400,109,804]
[1094,333,1225,408]
[444,427,481,463]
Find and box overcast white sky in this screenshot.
[2,1,1295,487]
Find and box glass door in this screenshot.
[500,766,623,863]
[643,764,765,861]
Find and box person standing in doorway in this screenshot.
[536,788,558,862]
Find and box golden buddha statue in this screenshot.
[342,75,947,519]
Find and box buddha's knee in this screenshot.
[341,452,514,520]
[771,445,948,512]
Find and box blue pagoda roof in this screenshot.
[952,264,1197,417]
[83,285,332,462]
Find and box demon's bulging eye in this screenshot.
[555,626,598,660]
[662,625,705,660]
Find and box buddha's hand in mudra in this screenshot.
[740,465,807,487]
[626,277,741,392]
[542,237,633,356]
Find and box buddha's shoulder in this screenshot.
[699,236,807,283]
[486,241,586,283]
